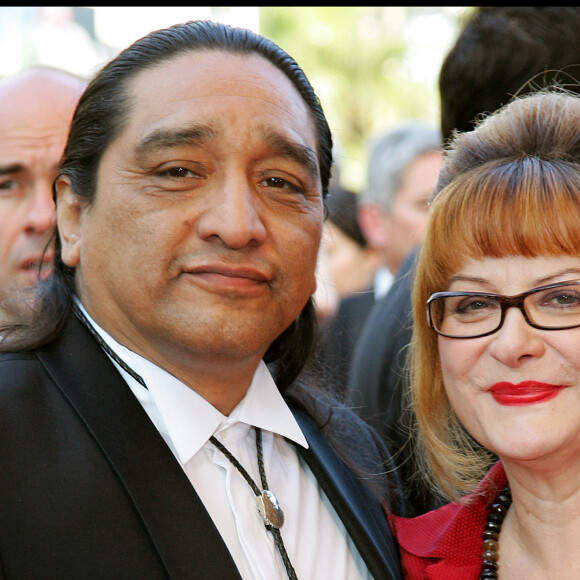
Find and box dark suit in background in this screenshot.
[345,248,444,517]
[318,287,375,400]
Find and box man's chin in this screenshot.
[0,285,39,316]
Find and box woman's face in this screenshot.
[438,255,580,465]
[321,222,375,297]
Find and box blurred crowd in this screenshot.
[3,7,580,579]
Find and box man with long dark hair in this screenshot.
[0,20,402,579]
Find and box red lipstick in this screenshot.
[489,381,566,406]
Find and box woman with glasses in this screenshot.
[392,89,580,579]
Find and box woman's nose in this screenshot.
[487,306,546,367]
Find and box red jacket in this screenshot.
[392,461,507,579]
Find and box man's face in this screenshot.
[386,150,442,272]
[0,76,79,300]
[59,51,324,379]
[361,149,442,275]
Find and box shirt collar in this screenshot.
[75,300,308,464]
[374,267,394,300]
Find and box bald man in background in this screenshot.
[0,66,86,318]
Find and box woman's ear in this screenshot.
[55,175,82,267]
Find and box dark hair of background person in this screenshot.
[439,6,580,143]
[326,184,367,248]
[345,5,580,518]
[0,19,401,505]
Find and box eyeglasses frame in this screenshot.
[427,279,580,339]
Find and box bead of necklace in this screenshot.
[480,485,512,580]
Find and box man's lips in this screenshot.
[19,254,54,280]
[182,264,270,291]
[489,381,567,406]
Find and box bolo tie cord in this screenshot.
[73,304,299,580]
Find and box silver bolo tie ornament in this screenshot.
[256,489,285,528]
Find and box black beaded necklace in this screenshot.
[480,486,512,580]
[73,304,298,580]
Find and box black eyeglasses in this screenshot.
[427,280,580,339]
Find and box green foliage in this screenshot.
[260,6,467,190]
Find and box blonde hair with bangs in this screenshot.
[410,89,580,502]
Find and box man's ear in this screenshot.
[55,175,82,267]
[357,202,391,249]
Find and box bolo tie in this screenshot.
[73,304,299,580]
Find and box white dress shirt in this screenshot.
[374,267,395,300]
[78,303,371,580]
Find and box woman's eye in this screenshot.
[554,293,578,305]
[544,290,580,307]
[456,297,494,313]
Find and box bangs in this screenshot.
[426,157,580,280]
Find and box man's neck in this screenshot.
[75,299,262,415]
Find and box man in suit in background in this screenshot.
[357,122,442,302]
[0,20,402,579]
[316,183,377,399]
[319,123,441,398]
[0,66,85,321]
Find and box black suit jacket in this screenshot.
[345,247,444,517]
[0,314,402,579]
[345,252,416,451]
[318,287,375,399]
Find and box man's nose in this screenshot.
[24,182,56,235]
[196,177,267,249]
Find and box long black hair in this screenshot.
[2,20,333,393]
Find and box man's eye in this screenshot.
[0,180,19,191]
[160,167,192,178]
[158,167,198,179]
[260,176,303,194]
[0,179,21,196]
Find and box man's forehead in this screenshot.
[0,67,84,96]
[0,98,76,142]
[128,50,309,117]
[0,114,71,158]
[123,52,317,145]
[0,112,69,171]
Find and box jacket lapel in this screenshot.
[292,407,402,580]
[36,314,242,580]
[37,314,401,579]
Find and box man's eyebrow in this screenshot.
[133,123,320,180]
[0,163,25,175]
[134,125,217,159]
[260,128,320,180]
